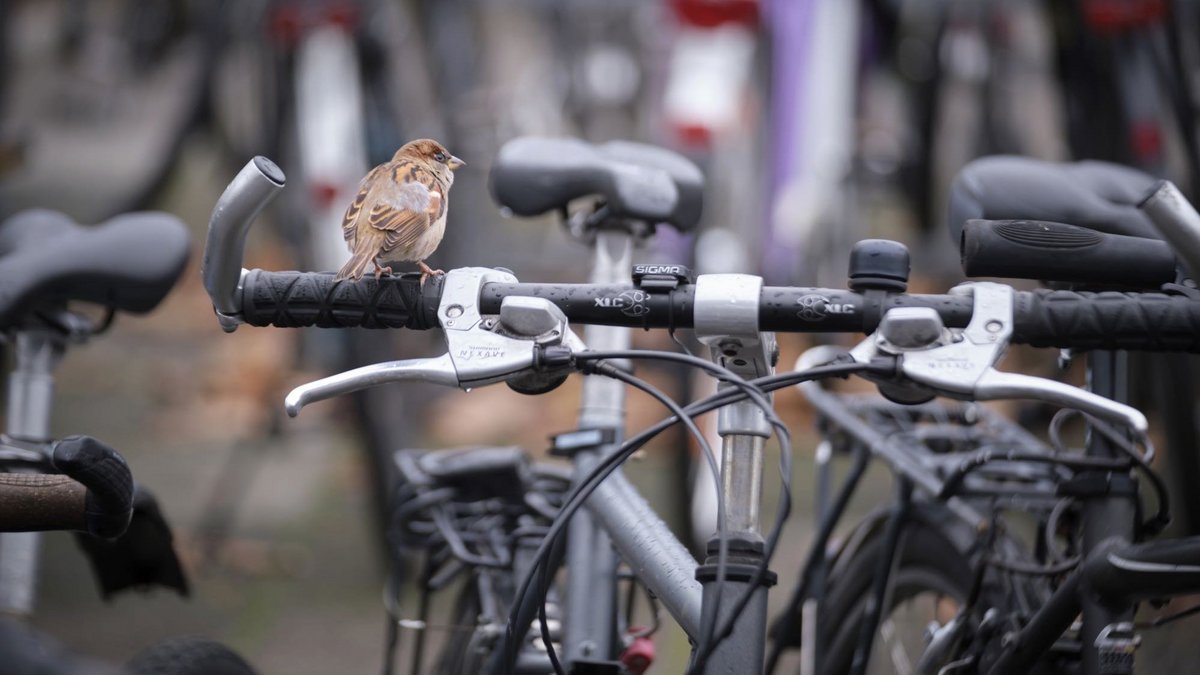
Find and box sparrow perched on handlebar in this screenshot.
[335,139,465,284]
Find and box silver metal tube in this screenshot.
[564,471,616,662]
[578,231,634,428]
[0,532,40,616]
[565,230,633,661]
[721,424,765,534]
[0,332,62,617]
[1141,180,1200,277]
[202,157,286,325]
[6,333,61,442]
[587,470,704,638]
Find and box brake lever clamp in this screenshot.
[849,282,1148,434]
[285,267,582,415]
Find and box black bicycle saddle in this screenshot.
[946,156,1161,242]
[489,136,704,231]
[0,209,191,326]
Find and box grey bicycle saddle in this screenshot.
[946,156,1160,242]
[489,136,704,231]
[0,209,190,326]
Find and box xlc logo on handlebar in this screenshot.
[796,294,856,321]
[595,290,651,317]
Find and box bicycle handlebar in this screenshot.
[0,474,87,533]
[0,436,134,539]
[232,268,1200,352]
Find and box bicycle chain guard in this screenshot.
[285,267,581,416]
[849,282,1148,434]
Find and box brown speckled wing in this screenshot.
[341,165,384,245]
[367,162,440,255]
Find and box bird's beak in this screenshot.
[448,155,466,171]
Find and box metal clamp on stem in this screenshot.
[201,157,287,333]
[849,282,1148,434]
[284,268,582,416]
[694,274,777,437]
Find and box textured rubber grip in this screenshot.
[962,219,1176,288]
[238,269,441,329]
[1014,289,1200,352]
[52,435,134,539]
[0,474,86,532]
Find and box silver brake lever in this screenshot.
[285,267,581,416]
[849,282,1148,434]
[285,355,457,417]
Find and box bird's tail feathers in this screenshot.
[335,251,374,281]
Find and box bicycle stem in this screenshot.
[693,272,778,672]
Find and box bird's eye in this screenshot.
[434,152,446,162]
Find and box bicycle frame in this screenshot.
[0,330,67,616]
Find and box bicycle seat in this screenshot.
[489,136,704,231]
[0,209,190,326]
[946,156,1160,242]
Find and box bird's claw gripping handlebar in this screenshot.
[284,267,585,416]
[849,282,1148,434]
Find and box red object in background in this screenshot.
[619,633,655,675]
[269,1,361,45]
[1082,0,1166,32]
[1130,121,1164,165]
[322,2,360,31]
[672,122,713,149]
[310,181,341,209]
[670,0,759,27]
[268,4,304,45]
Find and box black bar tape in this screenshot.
[238,269,441,329]
[1013,289,1200,352]
[52,436,133,539]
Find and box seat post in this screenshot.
[7,331,63,442]
[0,330,64,617]
[563,228,633,664]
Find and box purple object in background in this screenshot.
[763,0,815,283]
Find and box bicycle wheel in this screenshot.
[436,579,497,675]
[125,637,258,675]
[816,507,1027,675]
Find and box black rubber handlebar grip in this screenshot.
[0,474,87,533]
[1014,289,1200,352]
[961,219,1177,288]
[238,269,442,329]
[52,435,133,539]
